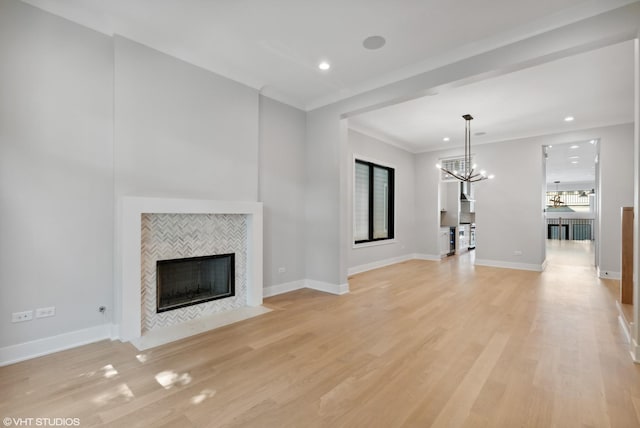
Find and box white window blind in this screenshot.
[372,166,389,239]
[354,162,370,242]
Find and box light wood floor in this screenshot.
[2,252,639,427]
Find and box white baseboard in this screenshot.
[264,278,349,298]
[474,259,544,272]
[110,323,121,341]
[597,267,621,280]
[348,253,442,276]
[263,279,306,297]
[540,259,548,271]
[412,253,442,261]
[348,254,414,276]
[618,315,632,344]
[306,279,349,295]
[0,323,113,367]
[631,339,640,364]
[615,303,638,363]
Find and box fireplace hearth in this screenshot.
[156,253,235,313]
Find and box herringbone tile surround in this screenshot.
[140,213,247,333]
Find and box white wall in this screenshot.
[304,107,343,285]
[0,1,290,355]
[478,125,632,271]
[113,36,259,201]
[414,151,442,258]
[0,0,114,347]
[112,37,261,330]
[347,130,416,271]
[259,96,306,287]
[472,138,547,269]
[598,124,634,275]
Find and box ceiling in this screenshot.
[19,0,636,185]
[546,140,598,185]
[349,40,635,153]
[19,0,638,110]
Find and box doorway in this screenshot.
[543,140,599,269]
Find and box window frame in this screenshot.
[353,156,395,246]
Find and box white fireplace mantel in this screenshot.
[116,197,263,344]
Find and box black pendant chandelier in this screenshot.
[436,114,493,183]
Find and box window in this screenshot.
[439,156,471,181]
[354,159,394,244]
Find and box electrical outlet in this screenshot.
[278,267,286,273]
[35,306,55,318]
[12,310,33,323]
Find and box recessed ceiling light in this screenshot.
[570,145,579,149]
[548,145,553,148]
[564,116,575,122]
[590,139,596,144]
[443,137,450,142]
[568,156,579,159]
[318,61,331,71]
[362,35,386,50]
[571,161,579,164]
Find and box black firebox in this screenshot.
[156,253,235,313]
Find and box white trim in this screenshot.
[348,254,413,276]
[618,315,632,344]
[540,259,548,271]
[306,279,350,295]
[348,253,439,277]
[0,324,113,367]
[352,153,398,171]
[348,125,417,154]
[614,301,637,362]
[597,268,621,279]
[263,280,306,297]
[474,258,545,272]
[110,324,121,341]
[631,339,640,364]
[413,253,442,261]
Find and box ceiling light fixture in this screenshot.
[443,137,450,142]
[570,145,579,149]
[564,116,575,122]
[435,114,493,182]
[318,61,331,71]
